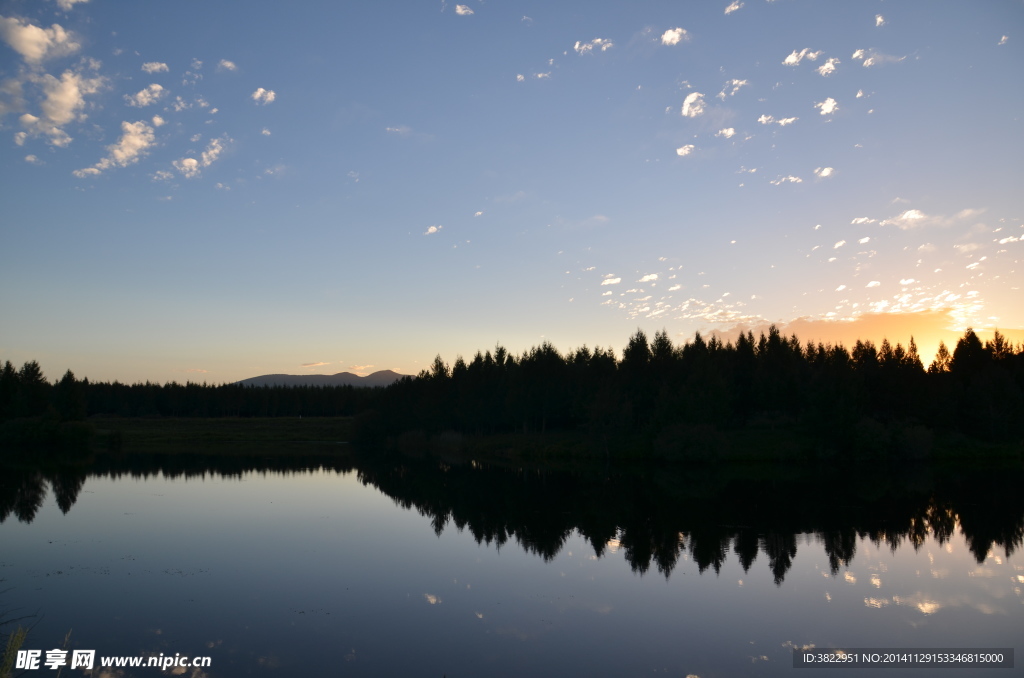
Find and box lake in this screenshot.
[2,450,1021,677]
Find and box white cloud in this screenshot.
[251,87,276,104]
[858,237,870,244]
[601,277,622,285]
[997,35,1008,46]
[151,114,165,127]
[676,144,695,156]
[19,69,104,147]
[125,83,165,107]
[217,59,237,71]
[171,135,230,179]
[24,153,42,164]
[424,225,442,235]
[852,48,905,67]
[534,72,551,79]
[516,74,525,82]
[817,58,840,76]
[73,119,155,176]
[152,169,173,181]
[385,125,411,135]
[867,281,880,287]
[639,274,659,282]
[724,1,744,15]
[55,0,89,10]
[681,91,705,117]
[851,217,874,224]
[770,175,802,185]
[668,284,681,291]
[815,97,838,115]
[856,89,865,98]
[261,127,271,135]
[455,4,474,15]
[834,240,846,248]
[716,127,736,139]
[0,16,80,63]
[141,61,169,73]
[899,278,916,285]
[474,211,483,217]
[875,14,885,27]
[717,79,749,99]
[782,48,823,66]
[757,114,798,126]
[574,38,613,54]
[660,27,689,45]
[881,209,927,229]
[814,167,834,178]
[836,285,846,291]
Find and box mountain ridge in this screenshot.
[236,369,406,388]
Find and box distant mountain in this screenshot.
[236,370,406,388]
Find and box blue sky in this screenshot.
[1,0,1021,382]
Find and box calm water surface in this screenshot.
[2,453,1022,677]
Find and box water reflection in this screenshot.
[3,451,1021,585]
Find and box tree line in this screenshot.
[2,327,1022,455]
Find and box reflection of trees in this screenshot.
[2,453,1022,583]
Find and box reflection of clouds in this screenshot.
[844,572,857,584]
[870,574,881,588]
[864,597,890,608]
[424,593,441,604]
[892,594,941,615]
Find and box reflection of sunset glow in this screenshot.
[870,574,881,588]
[893,595,941,615]
[424,594,441,605]
[864,597,890,608]
[844,572,857,584]
[606,538,622,554]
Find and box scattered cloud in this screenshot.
[261,127,271,135]
[997,35,1008,46]
[19,69,105,147]
[24,154,42,164]
[455,4,474,15]
[817,58,840,76]
[782,48,823,66]
[724,1,744,15]
[574,38,613,54]
[757,114,798,126]
[73,119,156,177]
[55,0,89,11]
[851,217,875,224]
[858,237,870,244]
[141,61,169,74]
[717,79,749,99]
[0,16,81,63]
[251,87,276,104]
[875,14,886,27]
[217,59,237,71]
[534,72,550,79]
[660,27,689,45]
[881,209,928,229]
[716,127,736,138]
[681,91,706,117]
[815,97,838,115]
[770,175,802,185]
[834,240,846,248]
[474,211,483,217]
[171,135,230,179]
[301,362,330,368]
[836,285,846,291]
[151,114,165,127]
[867,281,881,287]
[424,225,442,235]
[516,74,525,82]
[852,48,905,67]
[125,83,165,107]
[350,364,374,372]
[639,274,659,282]
[814,166,834,178]
[183,368,209,374]
[601,277,621,285]
[675,144,695,156]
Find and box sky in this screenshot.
[1,0,1022,383]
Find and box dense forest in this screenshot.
[2,327,1022,458]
